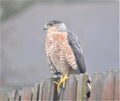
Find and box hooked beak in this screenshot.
[44,24,48,30]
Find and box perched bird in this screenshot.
[44,20,90,94]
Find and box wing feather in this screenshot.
[67,32,86,73]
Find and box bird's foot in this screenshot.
[62,74,69,88]
[54,73,69,94]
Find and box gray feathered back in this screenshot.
[68,32,86,73]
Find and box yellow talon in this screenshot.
[54,73,69,94]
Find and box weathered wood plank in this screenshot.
[82,73,88,101]
[16,90,21,101]
[59,74,77,100]
[38,81,44,101]
[32,83,39,101]
[41,79,49,100]
[41,78,56,101]
[89,73,96,101]
[76,74,83,101]
[49,78,57,101]
[96,72,105,101]
[0,91,9,101]
[102,70,115,101]
[113,69,119,100]
[89,69,120,101]
[14,90,19,101]
[7,90,17,101]
[0,91,4,101]
[89,72,105,101]
[20,87,33,101]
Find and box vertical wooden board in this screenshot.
[76,74,88,101]
[102,70,115,101]
[41,79,52,100]
[32,83,39,101]
[118,69,120,100]
[5,91,9,101]
[17,90,22,101]
[5,92,10,101]
[14,90,19,101]
[59,75,77,101]
[20,87,33,101]
[89,73,98,101]
[0,91,4,101]
[7,90,17,101]
[0,91,7,101]
[38,81,44,101]
[96,72,105,101]
[19,88,25,101]
[114,69,120,100]
[6,90,11,101]
[58,81,64,101]
[89,72,105,101]
[76,74,83,101]
[82,73,88,101]
[49,78,57,101]
[41,80,50,101]
[20,88,25,101]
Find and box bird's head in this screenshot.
[44,20,67,32]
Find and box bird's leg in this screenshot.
[52,75,59,79]
[54,73,69,93]
[49,64,60,79]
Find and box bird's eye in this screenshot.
[49,23,54,26]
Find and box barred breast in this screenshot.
[46,32,77,74]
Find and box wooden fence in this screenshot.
[89,69,120,101]
[0,69,119,101]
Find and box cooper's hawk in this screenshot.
[44,20,90,95]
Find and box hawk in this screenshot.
[44,20,90,94]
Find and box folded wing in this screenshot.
[67,32,86,73]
